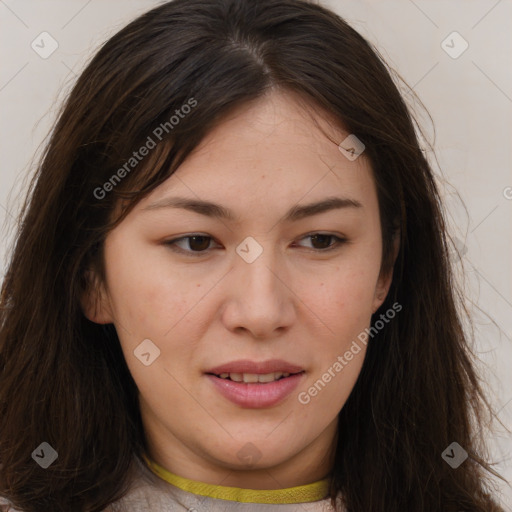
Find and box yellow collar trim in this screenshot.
[144,457,330,504]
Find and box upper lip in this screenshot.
[206,359,304,375]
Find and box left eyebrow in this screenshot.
[142,196,363,222]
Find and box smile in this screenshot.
[215,371,300,383]
[204,359,306,408]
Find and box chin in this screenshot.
[208,444,288,471]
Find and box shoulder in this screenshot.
[104,457,190,512]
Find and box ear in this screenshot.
[372,232,400,314]
[80,269,114,324]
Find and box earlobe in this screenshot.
[372,231,400,313]
[80,269,114,324]
[372,277,391,314]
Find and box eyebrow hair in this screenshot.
[143,195,363,222]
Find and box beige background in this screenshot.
[0,0,511,508]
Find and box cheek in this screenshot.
[309,344,367,418]
[104,243,189,335]
[303,264,377,329]
[296,268,372,415]
[104,248,210,385]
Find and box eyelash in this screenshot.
[163,233,347,257]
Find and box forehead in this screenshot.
[135,90,377,219]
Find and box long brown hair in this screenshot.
[0,0,506,510]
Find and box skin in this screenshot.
[82,90,398,490]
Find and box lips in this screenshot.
[215,371,295,383]
[206,359,304,375]
[205,359,305,408]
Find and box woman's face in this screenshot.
[84,90,395,488]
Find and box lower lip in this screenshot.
[206,372,304,408]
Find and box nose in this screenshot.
[220,243,295,339]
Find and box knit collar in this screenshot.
[144,456,330,504]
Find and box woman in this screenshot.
[0,0,506,510]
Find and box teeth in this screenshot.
[217,372,293,383]
[257,373,278,383]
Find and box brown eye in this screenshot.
[165,234,218,257]
[295,233,346,251]
[310,234,334,249]
[186,235,212,252]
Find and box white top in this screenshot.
[0,457,345,511]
